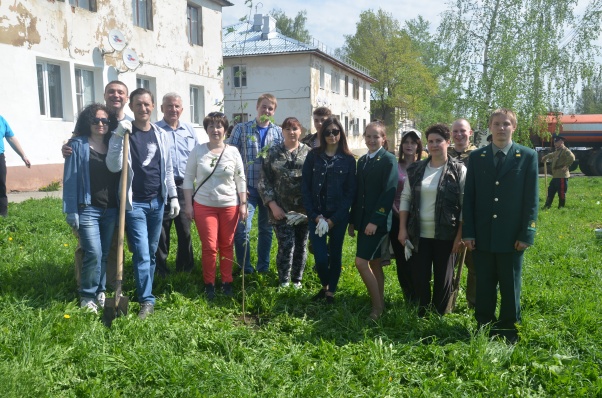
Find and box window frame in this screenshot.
[189,85,205,125]
[132,0,153,30]
[74,67,96,115]
[233,65,247,88]
[187,4,203,46]
[319,65,325,89]
[36,61,64,119]
[344,75,349,97]
[69,0,97,11]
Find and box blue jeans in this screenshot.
[234,187,273,273]
[125,197,164,304]
[78,206,118,298]
[308,217,348,294]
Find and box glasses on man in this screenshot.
[323,129,341,137]
[91,118,110,125]
[208,112,225,117]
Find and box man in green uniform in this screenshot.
[463,108,538,343]
[542,135,575,209]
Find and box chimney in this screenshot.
[252,14,263,32]
[261,15,277,40]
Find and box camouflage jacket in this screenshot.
[449,144,477,167]
[258,142,311,224]
[542,146,575,178]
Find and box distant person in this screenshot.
[302,117,356,304]
[302,106,331,148]
[63,104,119,313]
[229,94,283,274]
[62,80,132,292]
[0,115,30,217]
[106,88,180,320]
[542,135,575,209]
[155,93,204,276]
[259,117,311,289]
[348,121,397,320]
[449,118,478,309]
[183,112,246,300]
[463,108,539,343]
[390,130,422,302]
[398,123,466,317]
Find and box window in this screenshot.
[353,79,359,100]
[132,0,153,30]
[363,119,367,132]
[232,113,249,124]
[36,61,63,118]
[364,83,368,102]
[331,71,340,93]
[233,65,247,88]
[190,86,205,125]
[344,75,349,97]
[187,4,203,46]
[319,65,325,89]
[75,68,95,114]
[69,0,96,11]
[136,77,150,89]
[344,116,349,132]
[353,118,360,136]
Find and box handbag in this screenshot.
[192,144,228,198]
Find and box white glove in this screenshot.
[114,120,132,137]
[286,211,307,225]
[404,239,414,261]
[168,197,180,219]
[66,213,79,230]
[316,218,329,237]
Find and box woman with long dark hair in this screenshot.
[302,117,356,303]
[63,103,119,313]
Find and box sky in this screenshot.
[222,0,448,50]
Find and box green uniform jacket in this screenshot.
[463,142,539,252]
[350,147,398,233]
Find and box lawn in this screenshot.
[0,177,601,397]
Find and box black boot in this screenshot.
[205,283,215,300]
[558,199,565,208]
[543,196,553,209]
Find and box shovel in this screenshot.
[103,132,130,327]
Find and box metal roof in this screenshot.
[223,20,374,81]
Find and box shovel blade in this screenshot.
[102,296,129,327]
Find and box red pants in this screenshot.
[193,202,239,284]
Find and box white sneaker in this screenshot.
[292,282,302,290]
[96,292,106,307]
[80,298,98,314]
[279,282,290,289]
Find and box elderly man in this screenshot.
[0,115,31,217]
[154,93,208,276]
[106,88,179,319]
[62,81,133,300]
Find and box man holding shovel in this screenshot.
[106,88,180,320]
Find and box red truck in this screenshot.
[531,113,602,176]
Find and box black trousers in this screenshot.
[155,184,195,274]
[0,153,7,216]
[408,237,454,315]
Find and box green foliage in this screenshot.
[1,179,602,396]
[343,9,437,123]
[575,79,602,114]
[436,0,602,142]
[269,8,312,43]
[38,180,61,192]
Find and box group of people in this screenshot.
[59,81,543,342]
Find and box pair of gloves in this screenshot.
[285,211,307,226]
[404,239,415,261]
[315,218,329,237]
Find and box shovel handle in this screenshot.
[115,133,130,305]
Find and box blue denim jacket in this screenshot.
[63,136,91,216]
[302,149,356,226]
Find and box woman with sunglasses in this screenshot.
[302,117,356,303]
[63,103,119,313]
[258,117,311,289]
[348,121,398,320]
[183,112,247,300]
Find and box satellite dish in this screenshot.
[122,49,140,70]
[108,29,126,51]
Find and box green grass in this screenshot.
[1,178,601,396]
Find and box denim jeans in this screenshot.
[125,197,164,304]
[234,186,273,273]
[308,217,348,294]
[78,205,118,298]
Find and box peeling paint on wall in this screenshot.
[0,3,41,48]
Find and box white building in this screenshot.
[222,14,376,153]
[0,0,231,191]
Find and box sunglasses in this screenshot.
[91,117,110,125]
[323,129,341,137]
[208,112,225,117]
